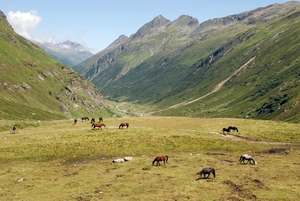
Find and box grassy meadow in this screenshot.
[0,117,299,200]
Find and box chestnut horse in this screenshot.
[92,123,106,129]
[152,156,168,166]
[198,167,216,179]
[119,123,129,129]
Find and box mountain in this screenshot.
[0,11,110,120]
[34,40,93,67]
[74,1,300,123]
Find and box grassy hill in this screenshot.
[0,11,111,120]
[75,2,300,123]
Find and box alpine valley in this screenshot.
[74,1,300,123]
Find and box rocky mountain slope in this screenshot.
[0,11,109,120]
[74,2,300,122]
[34,40,93,67]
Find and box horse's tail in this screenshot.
[165,156,168,163]
[211,168,216,178]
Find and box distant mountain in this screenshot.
[34,40,93,67]
[74,1,300,122]
[0,11,109,120]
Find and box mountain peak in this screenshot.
[171,15,199,29]
[131,15,171,39]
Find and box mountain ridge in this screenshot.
[33,40,94,67]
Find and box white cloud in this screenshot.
[7,10,42,40]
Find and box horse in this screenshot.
[228,126,238,132]
[99,117,103,122]
[73,118,78,125]
[81,117,89,121]
[92,122,106,129]
[119,123,129,129]
[222,127,231,135]
[198,167,216,179]
[90,118,96,124]
[239,154,257,165]
[152,156,168,166]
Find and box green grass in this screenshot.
[0,117,299,200]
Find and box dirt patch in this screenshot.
[231,134,258,141]
[206,152,226,156]
[223,180,257,200]
[266,148,287,154]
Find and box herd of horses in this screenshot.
[73,120,254,179]
[153,153,257,180]
[73,116,129,129]
[222,126,238,135]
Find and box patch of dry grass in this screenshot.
[0,117,299,200]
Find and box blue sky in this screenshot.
[1,0,295,53]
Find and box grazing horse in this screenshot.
[92,123,106,129]
[228,126,238,132]
[90,118,96,124]
[99,117,103,122]
[198,167,216,179]
[73,118,78,125]
[119,123,129,129]
[81,117,89,121]
[222,127,231,135]
[239,154,257,165]
[152,156,168,166]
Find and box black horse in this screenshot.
[90,118,96,124]
[222,126,239,135]
[81,116,89,121]
[239,154,257,165]
[198,167,216,179]
[228,126,238,132]
[222,127,231,135]
[99,117,103,122]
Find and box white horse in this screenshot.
[239,154,257,165]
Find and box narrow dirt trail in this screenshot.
[150,57,255,113]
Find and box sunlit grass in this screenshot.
[0,117,299,200]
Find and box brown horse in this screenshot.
[92,123,106,129]
[81,116,89,121]
[73,118,78,125]
[119,123,129,129]
[152,156,168,166]
[198,167,216,179]
[99,117,103,122]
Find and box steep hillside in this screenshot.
[0,11,110,120]
[75,2,300,122]
[34,40,94,67]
